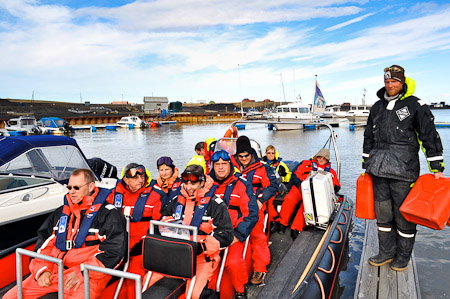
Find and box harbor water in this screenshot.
[73,110,450,298]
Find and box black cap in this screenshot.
[236,135,252,154]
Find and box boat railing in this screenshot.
[83,264,142,299]
[15,248,64,299]
[231,120,341,180]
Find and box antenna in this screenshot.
[362,88,367,106]
[280,73,286,104]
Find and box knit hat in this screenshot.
[315,148,330,161]
[236,136,252,154]
[384,65,405,84]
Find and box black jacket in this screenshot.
[363,77,444,181]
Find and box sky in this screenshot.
[1,0,450,106]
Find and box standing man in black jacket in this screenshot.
[362,65,445,271]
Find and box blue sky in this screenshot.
[1,0,450,106]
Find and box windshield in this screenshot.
[214,138,262,158]
[0,145,91,181]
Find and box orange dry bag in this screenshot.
[355,173,375,220]
[400,174,450,230]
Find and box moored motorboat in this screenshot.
[268,102,321,130]
[117,115,147,128]
[38,117,73,134]
[3,116,47,135]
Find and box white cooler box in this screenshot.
[301,170,336,229]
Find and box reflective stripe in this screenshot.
[427,156,443,161]
[105,204,116,210]
[417,100,426,106]
[397,229,415,238]
[386,99,397,110]
[362,153,370,158]
[123,206,132,217]
[88,228,99,233]
[378,226,392,232]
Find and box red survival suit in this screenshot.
[4,188,126,299]
[231,151,279,274]
[276,157,340,231]
[210,169,259,293]
[109,180,162,297]
[149,176,234,299]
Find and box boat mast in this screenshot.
[280,73,286,104]
[362,88,367,106]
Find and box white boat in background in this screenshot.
[4,116,47,135]
[268,76,326,130]
[246,108,265,120]
[116,115,147,128]
[346,105,371,121]
[322,106,347,118]
[269,102,321,130]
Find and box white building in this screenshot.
[144,97,169,113]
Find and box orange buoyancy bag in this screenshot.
[400,174,450,230]
[355,173,375,220]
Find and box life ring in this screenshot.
[223,125,238,138]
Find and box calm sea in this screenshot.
[73,109,450,298]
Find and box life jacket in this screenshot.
[113,190,152,222]
[174,185,218,230]
[241,162,264,197]
[56,188,111,251]
[152,181,182,210]
[312,161,331,172]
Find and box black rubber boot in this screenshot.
[391,232,415,271]
[235,288,247,299]
[368,227,396,267]
[368,252,395,266]
[277,223,287,234]
[270,222,280,233]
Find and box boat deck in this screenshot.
[354,220,421,299]
[254,227,324,298]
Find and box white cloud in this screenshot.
[325,12,375,32]
[0,1,449,104]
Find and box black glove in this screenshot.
[278,167,287,177]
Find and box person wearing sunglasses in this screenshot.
[209,150,259,298]
[3,169,126,299]
[273,148,340,239]
[149,156,182,213]
[108,163,162,297]
[362,65,444,272]
[147,164,233,299]
[231,136,279,286]
[262,145,292,234]
[262,145,292,184]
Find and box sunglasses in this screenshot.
[157,156,174,167]
[384,66,403,73]
[211,150,231,162]
[67,182,90,191]
[125,165,146,178]
[181,172,204,183]
[238,153,250,159]
[266,151,275,155]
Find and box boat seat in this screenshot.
[142,277,186,299]
[142,230,198,299]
